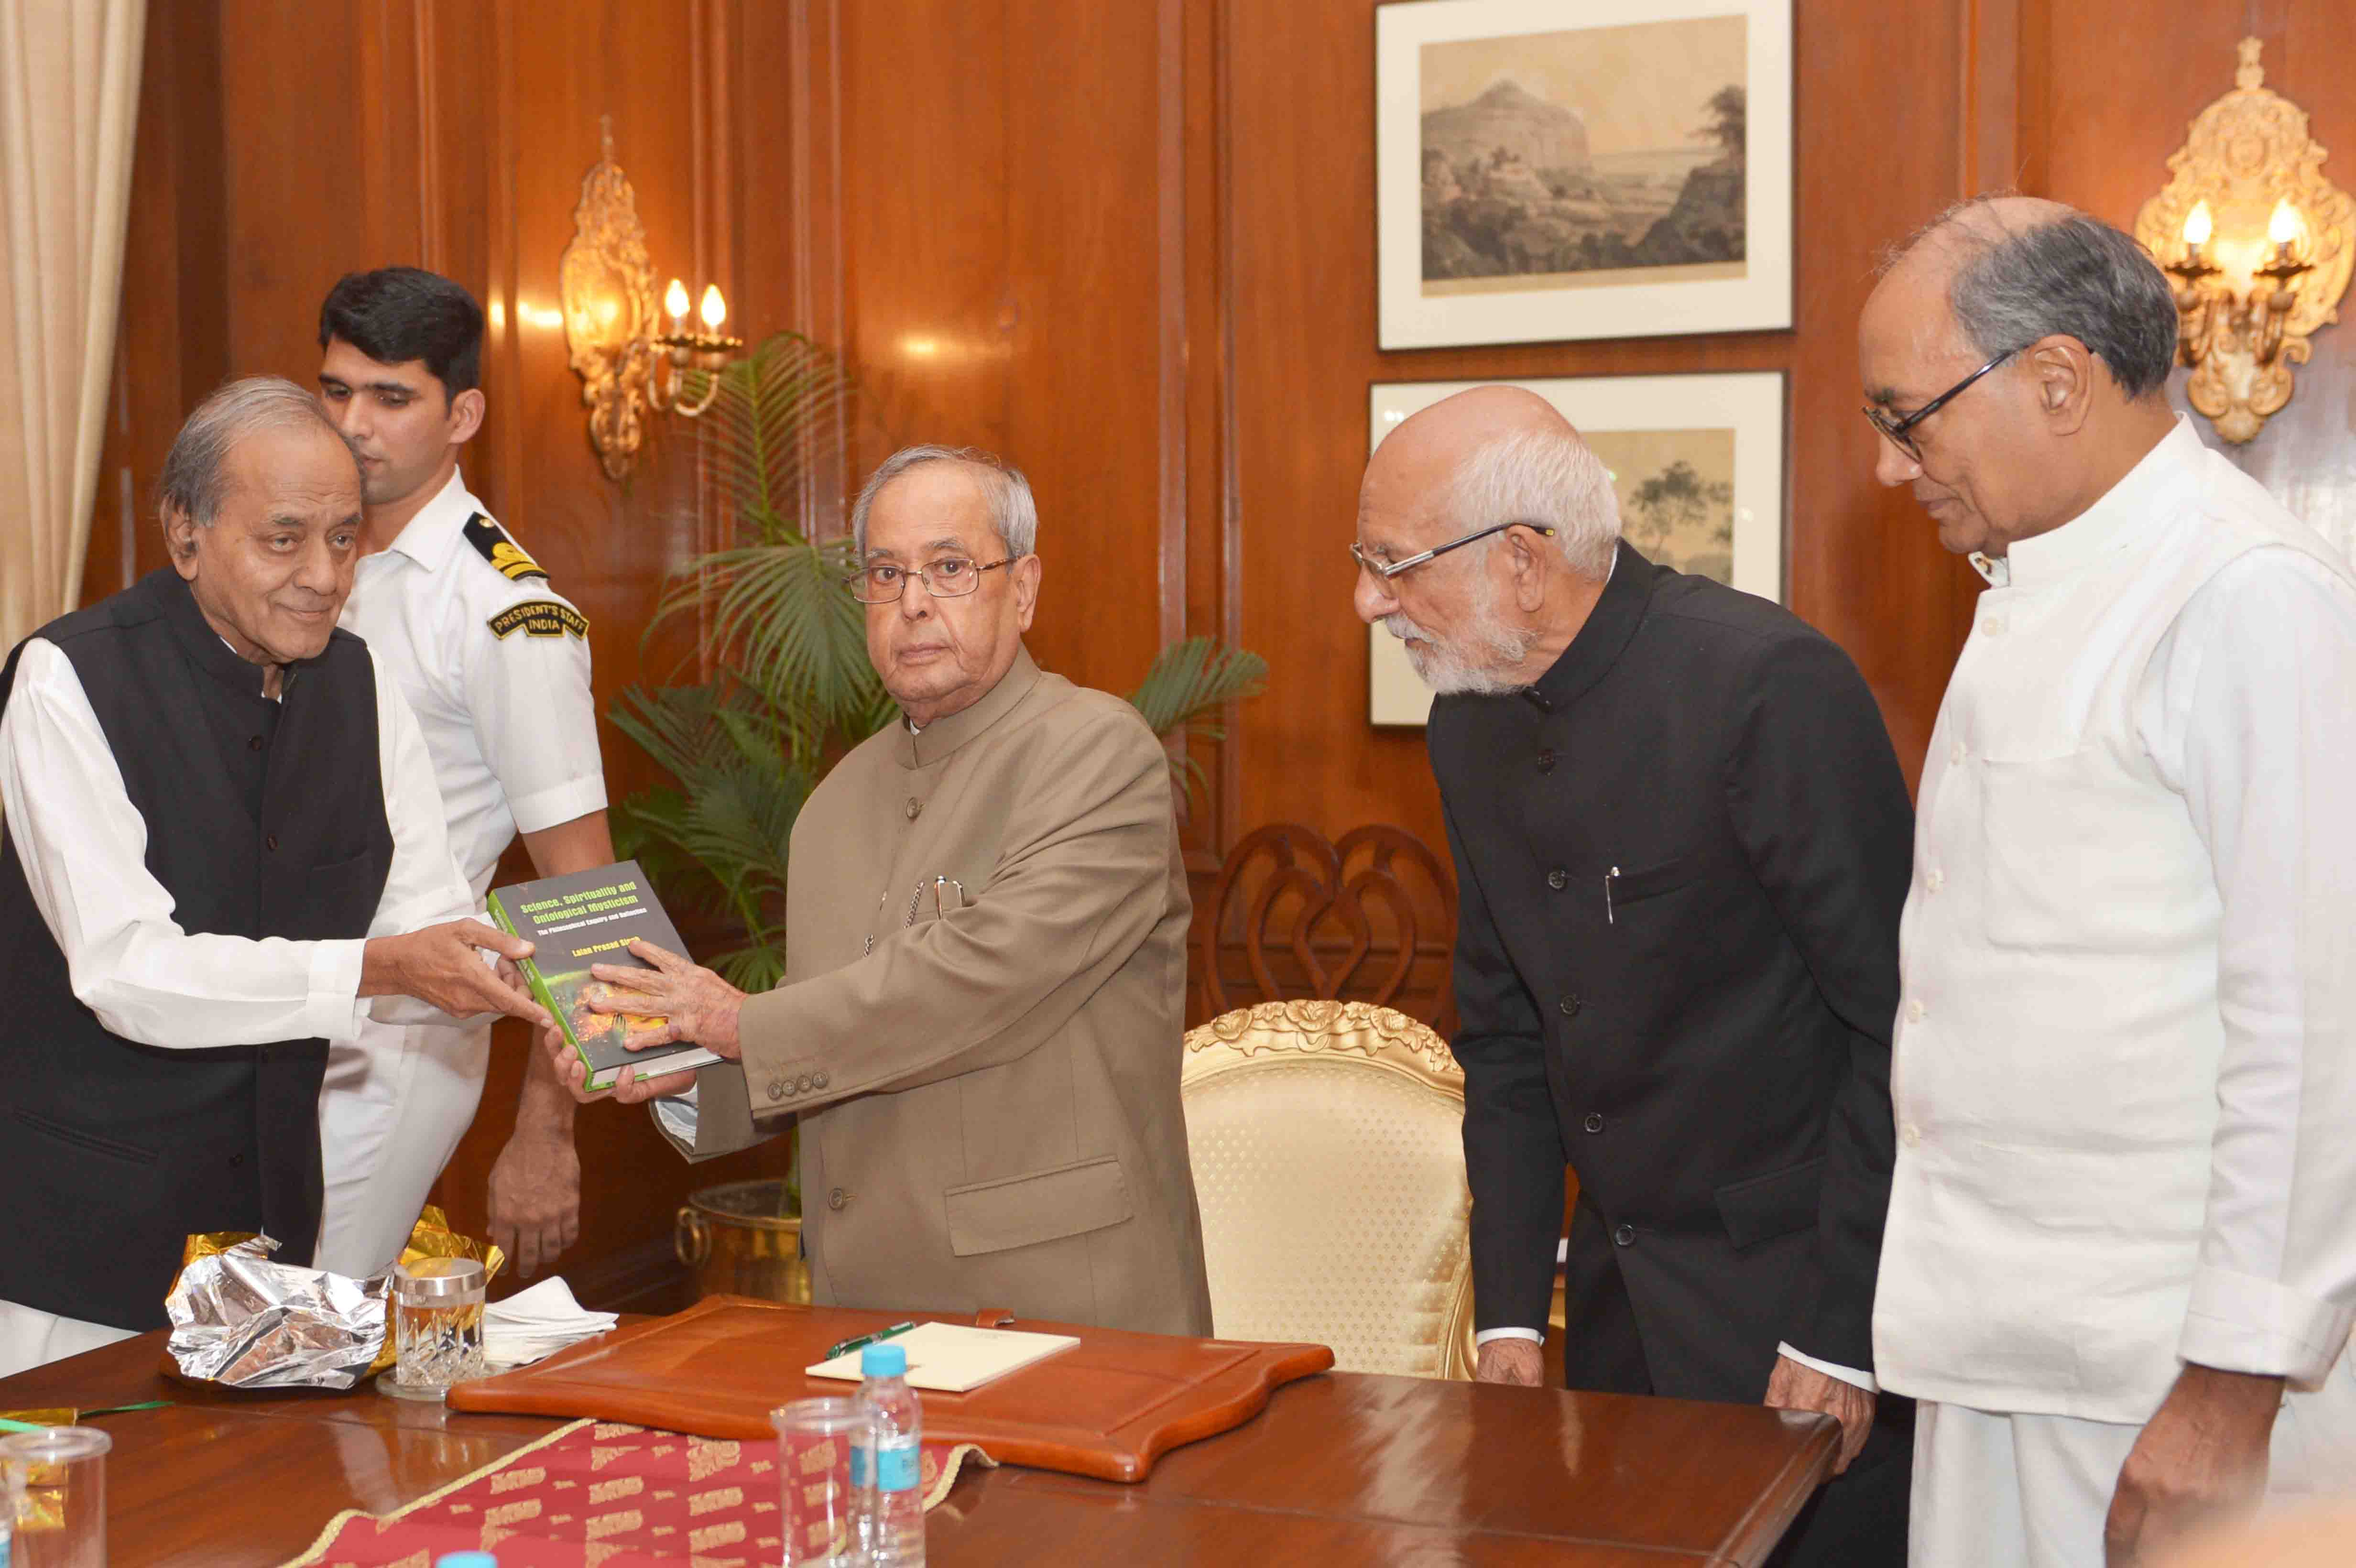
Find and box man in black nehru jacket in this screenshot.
[1352,386,1914,1564]
[0,376,549,1377]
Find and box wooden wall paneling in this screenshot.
[1156,0,1189,654]
[1202,0,1243,860]
[217,0,423,384]
[85,0,230,602]
[998,0,1168,695]
[1224,0,1445,860]
[1781,0,1978,780]
[736,0,847,538]
[836,0,1013,471]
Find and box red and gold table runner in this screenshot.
[284,1418,991,1566]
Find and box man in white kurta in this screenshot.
[0,378,545,1376]
[314,268,611,1280]
[1861,196,2356,1567]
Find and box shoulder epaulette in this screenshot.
[462,513,549,583]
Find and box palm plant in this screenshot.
[611,332,1265,990]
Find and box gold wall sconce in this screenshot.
[557,120,745,480]
[2133,39,2352,445]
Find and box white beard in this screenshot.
[1382,599,1535,696]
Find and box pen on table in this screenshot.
[825,1320,917,1360]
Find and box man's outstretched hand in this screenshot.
[360,919,549,1026]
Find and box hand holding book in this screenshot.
[487,861,728,1095]
[547,938,747,1104]
[583,938,745,1058]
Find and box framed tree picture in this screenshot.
[1375,0,1793,348]
[1366,372,1787,726]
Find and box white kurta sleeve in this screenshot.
[361,647,489,1027]
[2147,548,2356,1384]
[0,638,478,1046]
[461,580,607,835]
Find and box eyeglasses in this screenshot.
[1862,349,2018,463]
[1349,520,1559,582]
[845,556,1016,603]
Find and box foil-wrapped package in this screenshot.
[164,1235,388,1390]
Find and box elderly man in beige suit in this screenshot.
[548,445,1212,1337]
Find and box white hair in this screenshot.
[158,375,355,530]
[851,445,1039,558]
[1443,427,1620,580]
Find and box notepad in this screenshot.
[803,1321,1082,1393]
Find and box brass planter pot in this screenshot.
[675,1179,810,1305]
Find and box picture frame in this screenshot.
[1367,372,1788,726]
[1376,0,1794,349]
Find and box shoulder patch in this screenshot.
[488,601,589,641]
[463,514,549,583]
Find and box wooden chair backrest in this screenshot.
[1196,823,1457,1034]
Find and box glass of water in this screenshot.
[0,1425,110,1568]
[385,1256,487,1400]
[771,1398,874,1565]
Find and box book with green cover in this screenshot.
[486,860,724,1091]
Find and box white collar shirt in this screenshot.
[339,467,607,899]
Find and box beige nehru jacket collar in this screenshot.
[894,645,1043,769]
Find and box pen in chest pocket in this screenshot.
[1605,865,1621,925]
[864,874,969,955]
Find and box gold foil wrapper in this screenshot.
[369,1208,505,1373]
[162,1211,505,1388]
[0,1409,75,1428]
[398,1205,506,1284]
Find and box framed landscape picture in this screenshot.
[1375,0,1793,348]
[1366,372,1787,726]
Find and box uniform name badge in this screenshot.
[487,601,590,640]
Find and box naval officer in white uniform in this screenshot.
[314,267,613,1278]
[1860,197,2356,1567]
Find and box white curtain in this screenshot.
[0,0,144,657]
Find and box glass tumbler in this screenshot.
[384,1256,487,1400]
[0,1425,111,1568]
[770,1397,874,1565]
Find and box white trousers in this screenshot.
[1911,1349,2356,1568]
[0,1301,138,1380]
[312,1013,491,1277]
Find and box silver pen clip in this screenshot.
[1605,865,1621,926]
[930,874,967,920]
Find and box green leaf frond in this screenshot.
[709,943,789,994]
[692,333,852,539]
[1126,636,1269,806]
[1127,636,1269,745]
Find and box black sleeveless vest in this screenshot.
[0,569,394,1329]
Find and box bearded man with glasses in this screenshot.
[1862,196,2356,1568]
[1355,385,1917,1564]
[542,445,1212,1337]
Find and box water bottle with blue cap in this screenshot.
[852,1340,925,1566]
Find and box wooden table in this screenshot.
[0,1332,1835,1565]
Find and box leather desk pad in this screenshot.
[446,1295,1334,1482]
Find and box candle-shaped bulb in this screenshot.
[2182,201,2213,250]
[2268,198,2301,250]
[665,278,690,324]
[700,284,727,330]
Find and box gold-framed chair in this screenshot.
[1180,999,1475,1379]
